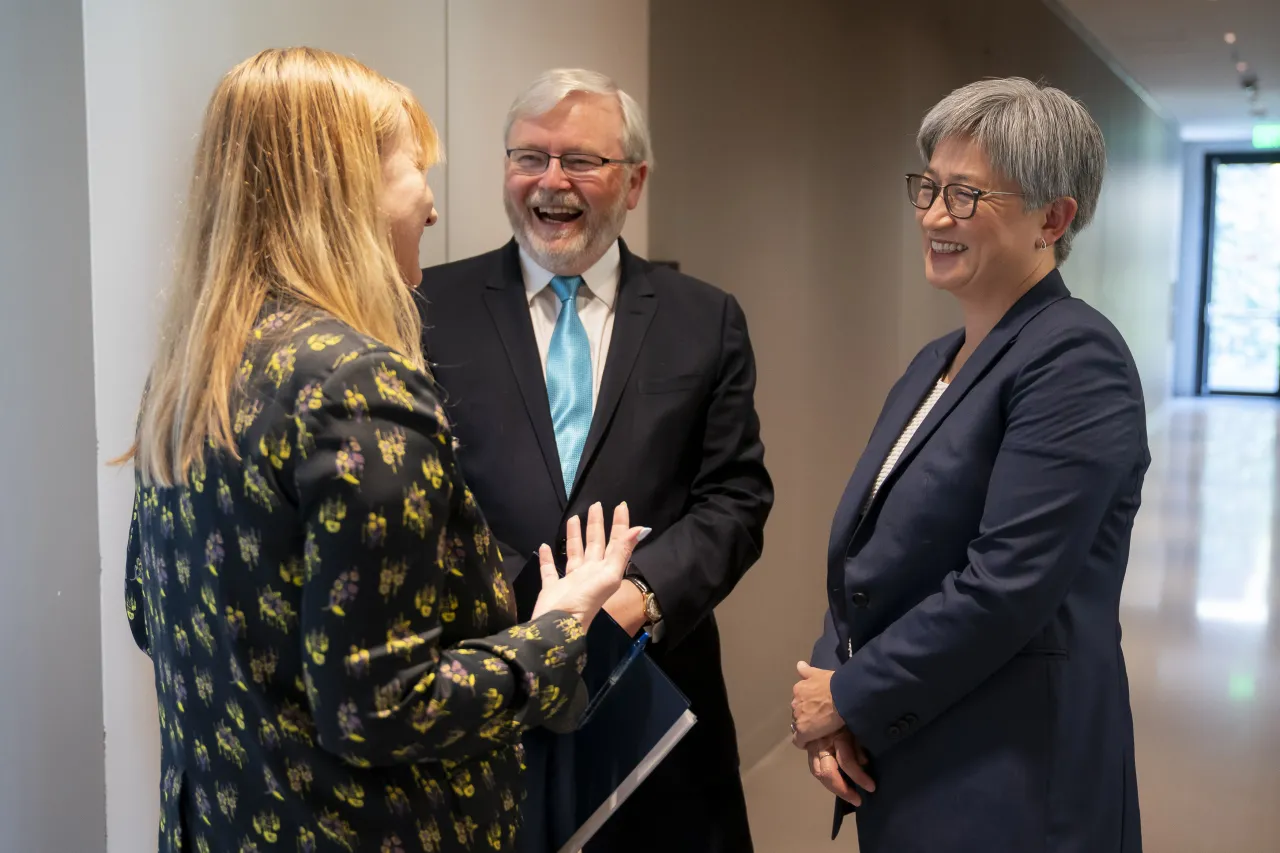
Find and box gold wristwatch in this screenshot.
[627,575,665,641]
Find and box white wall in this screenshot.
[444,1,650,261]
[0,1,106,851]
[82,3,647,851]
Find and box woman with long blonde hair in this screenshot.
[122,47,638,853]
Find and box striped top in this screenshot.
[864,379,949,512]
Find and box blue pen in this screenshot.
[578,630,651,726]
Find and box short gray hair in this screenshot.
[504,68,653,166]
[917,77,1105,264]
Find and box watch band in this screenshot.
[626,576,664,631]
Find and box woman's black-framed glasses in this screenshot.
[507,148,638,176]
[905,173,1023,219]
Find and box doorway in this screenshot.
[1197,153,1280,395]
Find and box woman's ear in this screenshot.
[1041,196,1079,245]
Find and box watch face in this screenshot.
[644,597,661,622]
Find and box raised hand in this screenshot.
[530,502,643,628]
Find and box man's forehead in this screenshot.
[508,94,625,147]
[532,90,619,122]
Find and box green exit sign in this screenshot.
[1254,124,1280,149]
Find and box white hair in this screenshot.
[504,68,653,166]
[918,77,1106,264]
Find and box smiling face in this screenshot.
[916,136,1067,301]
[503,91,647,276]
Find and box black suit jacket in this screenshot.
[420,239,773,851]
[814,271,1147,852]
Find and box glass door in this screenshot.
[1199,154,1280,395]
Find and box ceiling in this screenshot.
[1053,0,1280,140]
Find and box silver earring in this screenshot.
[1037,237,1049,250]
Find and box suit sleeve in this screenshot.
[124,487,150,656]
[295,350,587,767]
[629,294,774,647]
[811,609,842,671]
[829,324,1146,756]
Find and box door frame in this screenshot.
[1196,150,1280,396]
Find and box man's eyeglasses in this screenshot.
[507,148,638,176]
[905,173,1023,220]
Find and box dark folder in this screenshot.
[552,612,696,853]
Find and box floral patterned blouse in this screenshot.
[125,309,588,853]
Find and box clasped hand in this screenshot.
[792,661,876,806]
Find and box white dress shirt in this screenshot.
[520,240,620,407]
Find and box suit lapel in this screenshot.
[827,340,953,567]
[481,241,568,507]
[571,241,656,503]
[848,270,1073,544]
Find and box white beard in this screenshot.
[505,187,629,275]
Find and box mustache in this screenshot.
[526,190,587,211]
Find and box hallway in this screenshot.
[743,397,1280,852]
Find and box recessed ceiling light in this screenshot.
[1225,32,1237,44]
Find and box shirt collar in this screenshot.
[520,240,621,310]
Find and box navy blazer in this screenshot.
[813,271,1148,852]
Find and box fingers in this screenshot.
[584,502,606,561]
[808,748,825,780]
[600,527,642,582]
[537,544,558,594]
[537,543,556,579]
[789,699,825,748]
[609,501,631,545]
[603,503,642,572]
[564,503,643,578]
[564,515,584,574]
[810,752,861,806]
[796,660,814,678]
[792,717,824,749]
[834,736,876,793]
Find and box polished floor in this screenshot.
[742,397,1280,852]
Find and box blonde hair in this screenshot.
[123,47,441,485]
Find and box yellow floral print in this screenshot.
[308,333,344,351]
[122,312,588,853]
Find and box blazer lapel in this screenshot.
[827,340,953,568]
[852,270,1072,537]
[571,241,656,502]
[481,241,568,507]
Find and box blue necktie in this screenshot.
[546,275,593,494]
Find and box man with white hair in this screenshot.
[419,69,772,852]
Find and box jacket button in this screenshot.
[850,592,869,608]
[887,724,902,739]
[903,713,918,726]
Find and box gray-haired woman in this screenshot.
[790,77,1147,852]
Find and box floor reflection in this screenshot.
[744,397,1280,852]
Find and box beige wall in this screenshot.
[445,1,650,261]
[649,0,1181,773]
